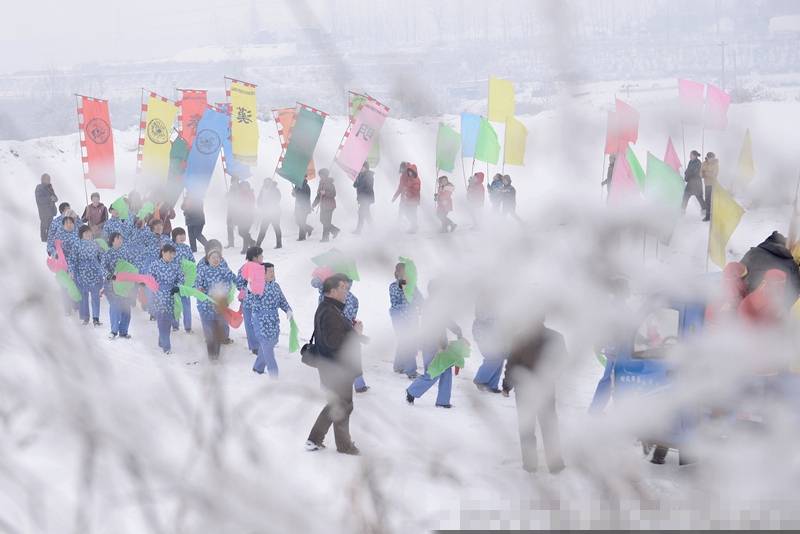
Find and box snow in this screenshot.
[3,95,800,532]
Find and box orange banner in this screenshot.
[79,96,115,188]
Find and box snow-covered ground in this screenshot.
[3,96,800,532]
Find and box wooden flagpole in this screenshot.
[75,94,89,206]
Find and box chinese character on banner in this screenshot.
[355,124,375,141]
[236,107,253,125]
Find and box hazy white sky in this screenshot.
[0,0,304,73]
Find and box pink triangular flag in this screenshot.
[704,84,731,131]
[678,78,705,122]
[241,261,265,295]
[47,239,68,273]
[615,99,639,144]
[115,272,158,292]
[664,137,682,173]
[607,150,638,204]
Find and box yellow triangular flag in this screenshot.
[488,76,515,122]
[504,116,528,166]
[708,185,745,268]
[736,129,755,189]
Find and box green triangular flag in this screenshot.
[427,339,471,379]
[626,146,646,191]
[227,285,237,305]
[173,293,182,321]
[311,249,360,281]
[113,259,139,297]
[95,238,109,251]
[289,317,300,353]
[398,256,418,302]
[137,202,155,220]
[56,270,81,302]
[110,197,129,220]
[181,259,197,287]
[435,123,461,173]
[179,285,211,302]
[474,118,500,164]
[645,152,686,243]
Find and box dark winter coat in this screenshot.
[313,296,362,377]
[684,159,702,183]
[312,178,337,212]
[35,183,58,220]
[740,232,800,304]
[502,326,567,393]
[181,197,206,227]
[353,170,375,204]
[82,203,108,235]
[292,181,312,215]
[258,183,282,219]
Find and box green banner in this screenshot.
[474,118,500,164]
[277,107,326,187]
[436,123,461,173]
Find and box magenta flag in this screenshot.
[678,79,705,122]
[608,150,639,204]
[604,112,622,155]
[615,99,639,144]
[704,84,731,130]
[335,98,389,179]
[664,137,682,173]
[115,272,158,292]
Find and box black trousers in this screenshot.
[681,180,705,214]
[515,385,565,473]
[39,218,49,242]
[704,185,713,219]
[355,203,372,233]
[187,224,208,253]
[256,216,282,247]
[320,209,339,241]
[308,364,355,451]
[295,211,313,240]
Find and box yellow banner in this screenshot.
[708,185,745,268]
[230,81,259,165]
[141,96,178,179]
[488,76,515,122]
[504,116,528,166]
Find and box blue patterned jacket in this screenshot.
[389,281,423,318]
[251,281,291,342]
[148,258,185,315]
[195,257,236,320]
[68,239,104,290]
[102,216,133,242]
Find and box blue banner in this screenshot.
[460,112,481,158]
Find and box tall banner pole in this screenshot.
[76,94,89,206]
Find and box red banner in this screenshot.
[615,98,639,145]
[78,96,115,189]
[177,89,208,149]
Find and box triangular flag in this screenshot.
[607,149,639,204]
[474,119,500,164]
[704,84,731,130]
[678,79,705,123]
[503,116,528,166]
[708,185,745,268]
[735,129,755,190]
[615,99,639,144]
[664,137,682,173]
[488,76,515,122]
[398,257,418,302]
[289,318,300,353]
[626,146,646,191]
[460,113,481,158]
[435,123,461,172]
[645,152,685,242]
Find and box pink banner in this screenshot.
[615,99,639,144]
[678,79,705,122]
[704,84,731,130]
[604,111,622,155]
[241,261,265,295]
[335,101,388,180]
[608,150,638,204]
[664,137,682,173]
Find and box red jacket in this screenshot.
[467,172,485,206]
[436,182,455,214]
[739,269,787,325]
[394,164,421,205]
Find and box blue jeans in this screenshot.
[79,285,101,321]
[172,296,192,331]
[243,305,258,352]
[391,314,418,375]
[254,336,278,376]
[407,349,452,405]
[109,300,132,336]
[353,375,367,390]
[156,312,173,352]
[473,340,506,390]
[589,357,615,414]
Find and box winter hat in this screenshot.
[319,168,330,179]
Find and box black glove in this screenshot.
[170,287,180,296]
[106,274,116,281]
[398,279,407,287]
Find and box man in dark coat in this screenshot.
[741,231,800,305]
[353,162,375,234]
[225,176,240,249]
[502,319,566,474]
[181,194,208,253]
[255,177,282,249]
[35,173,58,242]
[681,150,705,218]
[292,176,314,241]
[306,274,364,455]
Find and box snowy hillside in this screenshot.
[3,97,800,533]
